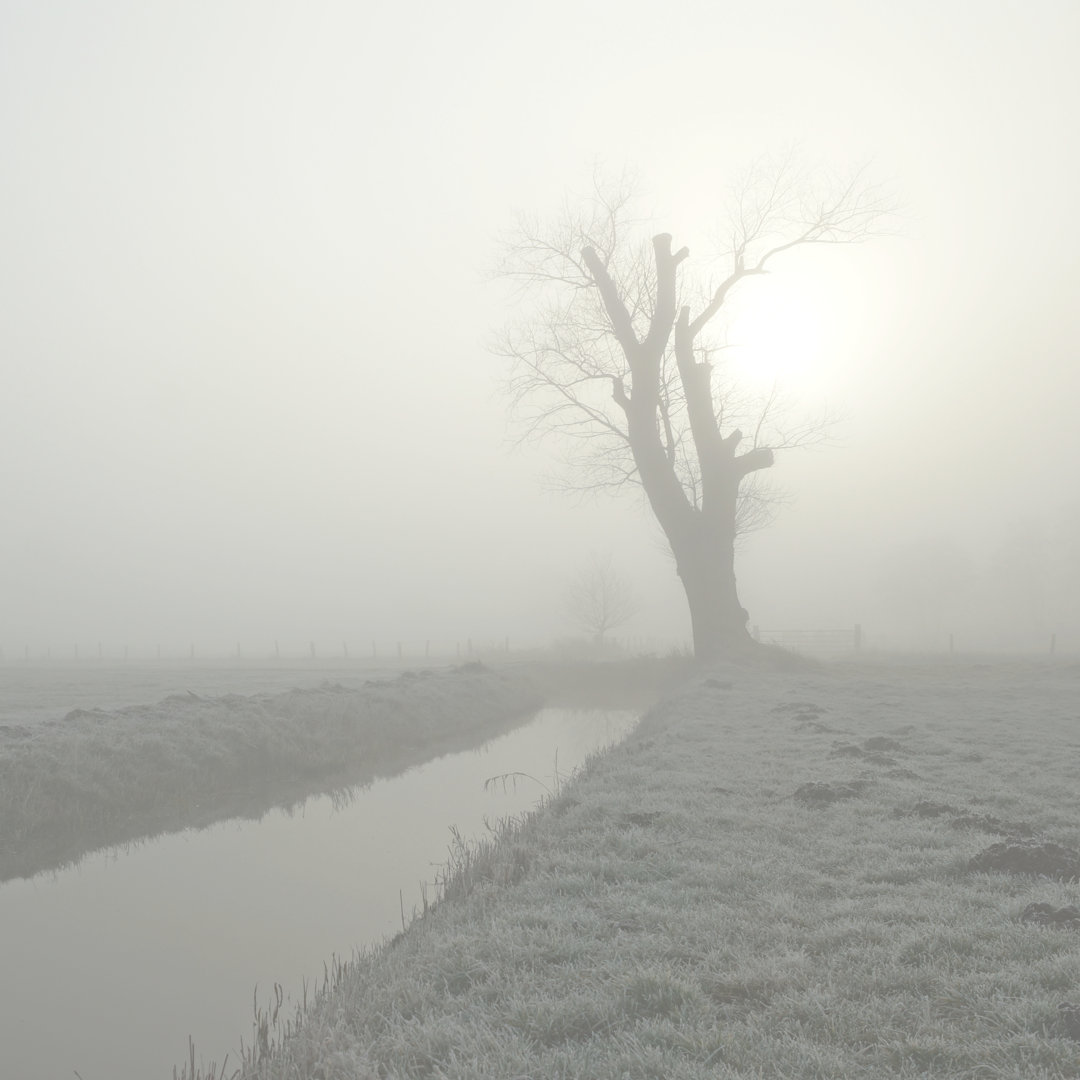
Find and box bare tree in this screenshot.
[565,552,640,644]
[497,155,893,662]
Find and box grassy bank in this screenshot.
[0,663,547,883]
[0,657,684,885]
[213,655,1080,1080]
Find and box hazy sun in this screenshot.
[724,276,829,392]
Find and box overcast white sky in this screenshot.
[1,0,1078,657]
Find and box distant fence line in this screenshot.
[0,639,518,664]
[752,625,1067,656]
[869,629,1066,656]
[0,634,696,664]
[0,626,1071,662]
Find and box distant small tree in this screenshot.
[565,553,640,644]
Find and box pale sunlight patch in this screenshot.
[725,275,832,392]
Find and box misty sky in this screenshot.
[2,0,1078,656]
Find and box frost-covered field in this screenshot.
[221,655,1080,1080]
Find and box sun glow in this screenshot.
[724,276,830,392]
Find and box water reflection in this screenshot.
[0,707,636,1080]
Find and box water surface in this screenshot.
[0,707,636,1079]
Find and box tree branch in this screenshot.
[582,246,638,359]
[688,266,765,339]
[735,446,775,477]
[674,306,722,458]
[643,233,688,356]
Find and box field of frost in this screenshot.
[211,655,1080,1080]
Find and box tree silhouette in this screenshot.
[498,157,893,661]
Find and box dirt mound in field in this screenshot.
[830,741,896,765]
[896,801,1034,837]
[793,780,870,805]
[1059,1003,1080,1041]
[796,719,836,733]
[951,812,1035,838]
[863,736,904,752]
[904,800,957,817]
[967,841,1080,881]
[771,701,826,716]
[703,677,732,690]
[1020,903,1080,928]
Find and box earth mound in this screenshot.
[966,841,1080,881]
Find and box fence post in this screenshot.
[1050,633,1057,655]
[309,641,316,658]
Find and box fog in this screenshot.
[2,1,1078,658]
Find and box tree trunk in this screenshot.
[671,515,755,663]
[583,236,770,664]
[624,392,759,663]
